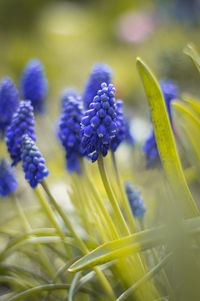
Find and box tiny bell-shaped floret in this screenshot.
[0,77,19,137]
[81,82,119,162]
[125,181,146,219]
[58,94,84,173]
[21,59,48,114]
[82,63,113,110]
[21,135,49,188]
[6,100,36,166]
[0,158,18,197]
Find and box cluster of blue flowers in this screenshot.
[21,59,48,114]
[58,93,84,173]
[125,181,146,219]
[0,77,19,137]
[6,101,36,166]
[0,158,18,197]
[143,80,179,168]
[81,82,119,162]
[82,63,113,110]
[111,99,134,152]
[21,135,49,188]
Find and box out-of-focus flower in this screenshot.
[61,88,79,108]
[111,99,134,152]
[21,135,49,188]
[0,77,19,137]
[58,94,84,173]
[21,59,48,114]
[81,82,119,162]
[6,101,35,166]
[125,181,146,219]
[143,80,179,168]
[0,158,18,197]
[82,63,113,110]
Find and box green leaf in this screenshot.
[136,57,199,218]
[172,101,200,178]
[182,94,200,116]
[183,43,200,72]
[68,213,200,273]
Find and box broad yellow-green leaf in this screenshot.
[136,57,199,218]
[182,94,200,116]
[172,101,200,178]
[69,216,200,272]
[183,43,200,73]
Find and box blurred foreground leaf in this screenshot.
[184,43,200,73]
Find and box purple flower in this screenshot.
[6,101,35,166]
[81,82,119,162]
[21,135,49,188]
[0,77,19,137]
[21,59,48,114]
[58,94,84,173]
[0,158,18,197]
[82,63,113,110]
[125,181,146,219]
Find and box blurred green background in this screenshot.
[1,0,200,120]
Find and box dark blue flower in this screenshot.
[61,88,79,108]
[81,82,119,162]
[21,59,48,114]
[0,77,19,137]
[58,94,84,173]
[82,63,113,110]
[143,80,179,168]
[21,135,49,188]
[125,181,146,219]
[111,99,134,151]
[6,100,36,166]
[0,158,18,197]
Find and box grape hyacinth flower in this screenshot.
[111,99,134,152]
[81,82,119,162]
[21,135,49,188]
[21,59,48,114]
[61,88,79,108]
[0,77,19,137]
[143,80,179,168]
[58,94,84,173]
[6,101,36,166]
[83,63,113,110]
[125,181,146,219]
[0,158,18,197]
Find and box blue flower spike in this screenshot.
[58,94,84,173]
[0,77,19,137]
[83,63,113,110]
[21,59,48,114]
[61,88,79,108]
[21,135,49,188]
[125,181,146,219]
[0,158,18,197]
[81,82,119,162]
[111,99,134,152]
[6,100,36,166]
[143,79,179,168]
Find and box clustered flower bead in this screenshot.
[0,158,18,197]
[82,63,113,110]
[61,88,79,108]
[21,59,48,114]
[58,95,84,173]
[81,82,119,162]
[125,181,146,219]
[0,77,19,137]
[111,99,134,152]
[6,101,36,166]
[21,135,49,188]
[143,80,179,168]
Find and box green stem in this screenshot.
[40,180,116,301]
[111,151,137,233]
[12,196,56,279]
[97,153,130,236]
